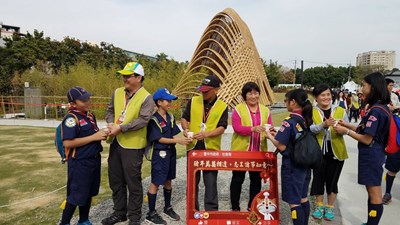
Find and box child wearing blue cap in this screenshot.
[145,88,192,224]
[59,86,108,225]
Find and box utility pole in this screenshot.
[294,60,297,84]
[348,63,352,82]
[301,60,304,88]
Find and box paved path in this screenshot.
[6,118,400,224]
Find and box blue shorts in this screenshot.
[358,145,385,186]
[281,157,311,204]
[151,149,177,185]
[67,156,101,206]
[385,150,400,173]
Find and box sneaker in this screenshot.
[145,211,167,224]
[312,205,325,219]
[128,220,141,225]
[101,213,127,225]
[77,220,92,225]
[324,207,335,221]
[383,193,392,205]
[163,206,180,221]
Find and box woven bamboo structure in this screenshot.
[173,8,275,108]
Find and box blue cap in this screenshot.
[153,88,177,101]
[67,86,92,102]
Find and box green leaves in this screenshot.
[0,31,130,95]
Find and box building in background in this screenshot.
[0,23,25,47]
[356,50,396,71]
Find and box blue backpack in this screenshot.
[55,113,79,164]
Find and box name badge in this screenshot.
[200,123,207,131]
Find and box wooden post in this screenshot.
[54,96,58,120]
[1,96,5,116]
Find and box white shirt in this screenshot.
[390,92,400,109]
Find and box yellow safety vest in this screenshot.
[187,96,227,150]
[312,107,348,160]
[351,95,360,108]
[110,87,150,149]
[231,103,269,151]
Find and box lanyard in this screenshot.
[203,101,216,123]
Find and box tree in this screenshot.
[263,59,283,88]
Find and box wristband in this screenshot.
[346,129,351,135]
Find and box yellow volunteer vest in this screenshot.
[112,87,150,149]
[312,107,348,160]
[187,96,227,150]
[351,95,360,108]
[231,103,269,151]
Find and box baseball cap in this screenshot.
[67,86,92,102]
[116,62,145,76]
[197,75,221,92]
[153,88,178,101]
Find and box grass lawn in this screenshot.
[0,105,290,225]
[0,126,186,225]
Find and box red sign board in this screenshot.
[186,150,279,225]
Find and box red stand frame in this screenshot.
[186,150,280,225]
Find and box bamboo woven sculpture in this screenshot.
[173,8,275,108]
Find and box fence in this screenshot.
[0,96,184,120]
[0,96,111,120]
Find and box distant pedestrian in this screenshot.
[349,92,360,123]
[59,87,107,225]
[334,72,390,225]
[265,89,313,225]
[335,91,347,111]
[381,78,400,205]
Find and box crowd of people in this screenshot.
[57,62,397,225]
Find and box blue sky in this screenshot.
[2,0,399,69]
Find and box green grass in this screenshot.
[271,111,290,126]
[0,125,186,225]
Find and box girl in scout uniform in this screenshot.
[265,89,313,225]
[334,72,390,225]
[230,82,273,211]
[145,88,192,224]
[59,87,107,225]
[309,84,349,221]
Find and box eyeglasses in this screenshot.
[123,74,140,80]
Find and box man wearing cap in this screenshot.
[181,74,228,211]
[102,62,154,225]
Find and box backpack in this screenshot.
[290,116,323,169]
[54,113,79,164]
[369,106,400,154]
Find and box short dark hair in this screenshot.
[135,74,145,82]
[241,82,260,101]
[155,99,164,107]
[312,84,332,97]
[364,72,390,105]
[386,78,395,85]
